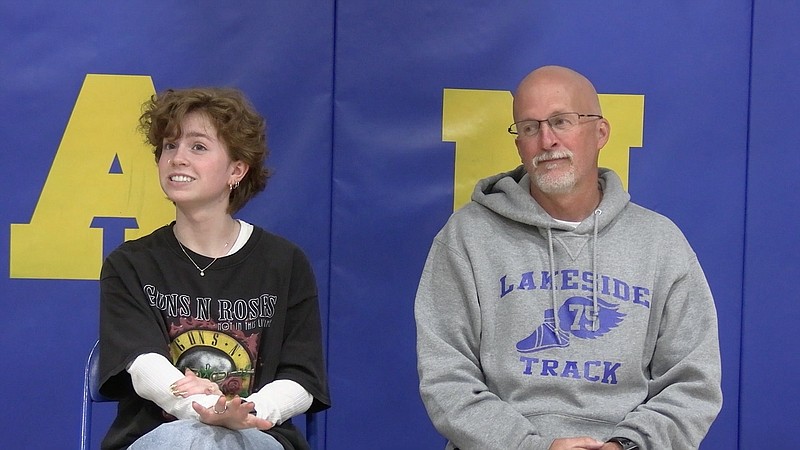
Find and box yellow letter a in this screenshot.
[10,74,174,280]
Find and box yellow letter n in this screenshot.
[442,88,645,211]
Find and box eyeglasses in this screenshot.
[508,112,603,138]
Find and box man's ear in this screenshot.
[596,118,611,149]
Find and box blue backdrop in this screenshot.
[0,1,795,448]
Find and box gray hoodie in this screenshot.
[415,166,722,450]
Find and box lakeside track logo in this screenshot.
[516,296,625,353]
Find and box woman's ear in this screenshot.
[231,161,250,184]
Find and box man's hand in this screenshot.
[599,443,623,450]
[192,396,274,430]
[548,437,606,450]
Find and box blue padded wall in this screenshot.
[0,1,796,448]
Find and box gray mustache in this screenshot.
[532,150,574,167]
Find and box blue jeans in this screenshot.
[128,419,284,450]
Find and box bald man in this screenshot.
[415,66,722,450]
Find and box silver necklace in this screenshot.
[177,240,223,277]
[176,222,237,276]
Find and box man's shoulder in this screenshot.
[620,202,695,252]
[623,201,682,230]
[439,201,506,237]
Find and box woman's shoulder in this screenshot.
[249,225,304,252]
[245,226,314,272]
[106,224,173,258]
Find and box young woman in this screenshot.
[98,88,330,450]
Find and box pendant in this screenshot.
[200,271,205,277]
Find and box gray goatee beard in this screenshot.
[531,149,576,194]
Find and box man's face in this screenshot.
[513,76,609,196]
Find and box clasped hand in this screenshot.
[170,368,273,430]
[192,395,273,430]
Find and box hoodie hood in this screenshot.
[471,165,630,234]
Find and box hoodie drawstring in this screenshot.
[592,209,602,331]
[546,227,560,341]
[547,208,603,338]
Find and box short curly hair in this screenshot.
[138,87,270,213]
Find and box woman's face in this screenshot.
[158,111,246,213]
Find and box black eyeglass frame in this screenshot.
[507,113,604,136]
